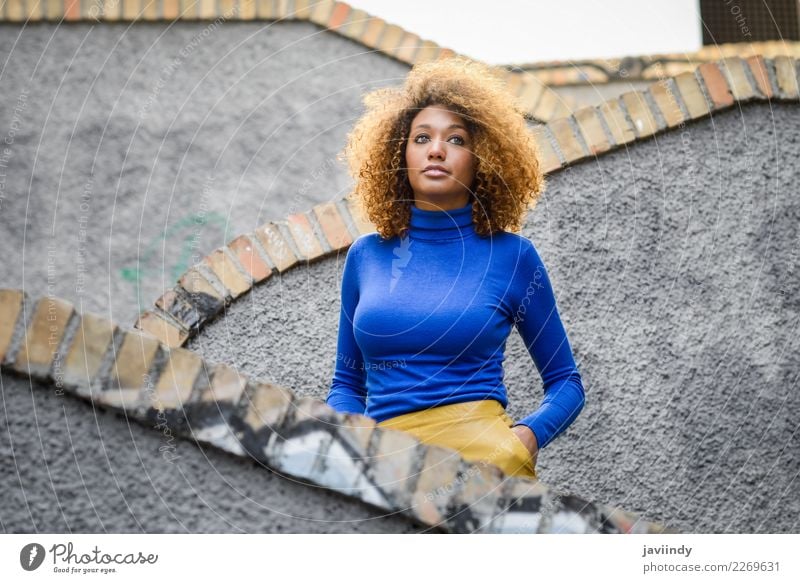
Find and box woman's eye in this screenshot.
[413,135,466,145]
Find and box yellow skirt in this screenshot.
[376,399,537,480]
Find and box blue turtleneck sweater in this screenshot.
[325,201,585,450]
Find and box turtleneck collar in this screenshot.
[407,200,476,242]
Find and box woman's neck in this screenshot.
[412,192,471,212]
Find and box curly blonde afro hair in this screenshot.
[343,56,545,240]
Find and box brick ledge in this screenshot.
[0,289,669,533]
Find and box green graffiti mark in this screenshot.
[121,212,227,310]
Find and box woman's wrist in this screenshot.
[511,424,539,457]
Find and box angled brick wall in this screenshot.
[0,289,667,533]
[509,40,800,85]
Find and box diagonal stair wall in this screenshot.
[0,290,665,533]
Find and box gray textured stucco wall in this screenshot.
[189,102,800,533]
[0,373,424,533]
[0,21,409,321]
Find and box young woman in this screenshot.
[326,57,585,480]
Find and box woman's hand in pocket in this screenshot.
[511,424,539,463]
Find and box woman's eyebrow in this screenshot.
[411,123,468,131]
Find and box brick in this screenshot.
[255,0,277,19]
[532,88,559,121]
[122,0,141,20]
[698,62,734,109]
[273,397,343,477]
[286,213,325,261]
[394,32,421,63]
[547,117,586,163]
[518,76,545,114]
[135,310,188,347]
[549,100,573,120]
[338,413,376,455]
[178,267,225,301]
[219,0,235,18]
[184,363,246,454]
[313,433,363,493]
[343,197,376,235]
[746,56,773,98]
[98,386,144,410]
[5,0,24,21]
[142,0,158,19]
[242,381,294,433]
[102,0,121,20]
[648,82,686,127]
[447,462,506,533]
[599,98,635,145]
[308,0,333,25]
[288,397,341,429]
[367,427,422,509]
[491,478,550,533]
[45,0,62,20]
[81,0,102,20]
[774,56,799,99]
[292,0,312,19]
[64,0,80,20]
[198,0,215,19]
[326,1,350,29]
[26,0,43,20]
[720,57,756,101]
[573,107,610,154]
[272,417,334,481]
[545,493,608,533]
[411,444,463,526]
[413,40,441,65]
[340,7,368,40]
[162,0,180,19]
[227,235,272,283]
[202,363,247,404]
[180,0,200,20]
[154,289,202,330]
[63,313,116,392]
[253,222,299,272]
[620,91,657,138]
[204,248,251,298]
[0,289,24,364]
[503,71,524,98]
[153,347,204,410]
[531,127,561,174]
[13,297,74,378]
[377,23,404,54]
[239,0,256,19]
[596,504,648,534]
[360,16,385,47]
[109,329,160,391]
[313,202,353,250]
[674,71,710,119]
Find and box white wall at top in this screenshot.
[347,0,702,63]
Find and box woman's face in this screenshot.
[405,105,476,210]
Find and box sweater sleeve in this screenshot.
[325,238,368,415]
[511,242,585,450]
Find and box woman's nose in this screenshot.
[427,139,446,159]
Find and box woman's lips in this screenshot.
[422,167,449,177]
